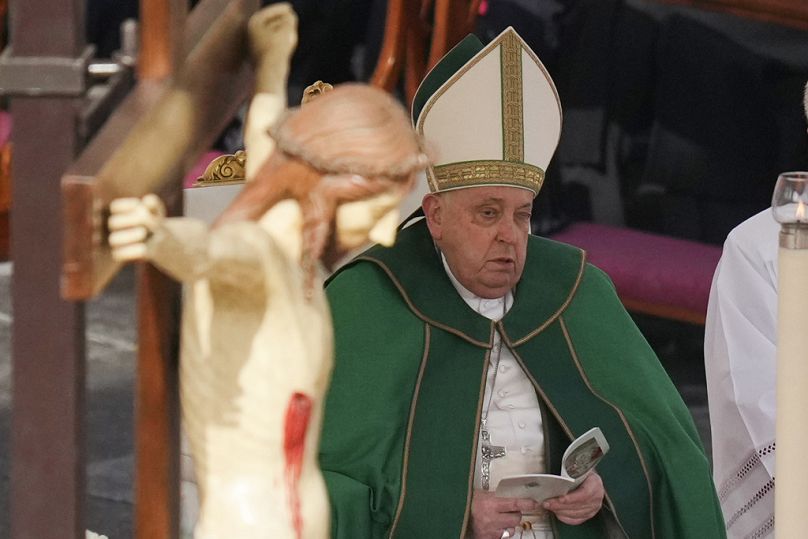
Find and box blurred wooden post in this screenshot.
[135,2,186,536]
[0,137,10,261]
[8,0,88,537]
[140,0,187,81]
[0,0,9,261]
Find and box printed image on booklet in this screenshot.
[494,427,609,503]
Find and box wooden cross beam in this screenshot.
[62,0,259,301]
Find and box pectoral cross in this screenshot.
[480,420,507,491]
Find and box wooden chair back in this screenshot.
[370,0,481,105]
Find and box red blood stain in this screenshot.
[284,392,312,539]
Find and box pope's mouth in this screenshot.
[487,257,515,268]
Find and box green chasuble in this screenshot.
[320,220,725,539]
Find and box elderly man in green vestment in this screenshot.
[320,27,726,539]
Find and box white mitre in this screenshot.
[411,27,562,197]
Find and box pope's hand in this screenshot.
[470,490,539,539]
[108,194,165,262]
[542,472,604,525]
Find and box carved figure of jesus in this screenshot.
[107,5,427,538]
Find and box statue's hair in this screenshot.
[215,84,427,228]
[215,84,428,288]
[269,83,428,179]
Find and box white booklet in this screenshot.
[494,427,609,503]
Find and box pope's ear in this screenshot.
[422,193,442,240]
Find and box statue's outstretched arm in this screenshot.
[243,3,298,181]
[109,195,210,282]
[109,195,264,288]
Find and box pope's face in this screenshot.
[424,186,532,299]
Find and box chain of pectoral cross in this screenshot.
[480,307,508,491]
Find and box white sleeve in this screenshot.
[704,210,779,536]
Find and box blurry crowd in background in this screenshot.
[81,0,808,248]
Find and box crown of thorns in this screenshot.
[267,110,430,179]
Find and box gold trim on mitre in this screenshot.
[501,31,523,163]
[432,160,544,193]
[415,27,562,197]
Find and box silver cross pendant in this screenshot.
[480,421,506,490]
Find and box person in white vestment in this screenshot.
[704,208,779,538]
[704,80,808,538]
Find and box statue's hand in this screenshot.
[108,194,166,262]
[248,3,298,70]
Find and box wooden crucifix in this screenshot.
[60,0,261,537]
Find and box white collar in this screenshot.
[441,253,513,321]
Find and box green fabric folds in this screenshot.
[320,220,725,538]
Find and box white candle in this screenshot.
[774,242,808,534]
[773,174,808,535]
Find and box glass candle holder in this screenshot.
[772,171,808,225]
